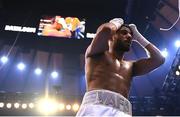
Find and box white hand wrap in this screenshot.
[109,18,124,29]
[129,24,150,47]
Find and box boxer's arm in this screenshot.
[85,23,116,58]
[85,18,124,58]
[130,24,165,76]
[132,44,165,76]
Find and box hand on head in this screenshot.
[109,18,150,47]
[109,18,124,29]
[128,24,138,42]
[129,24,150,47]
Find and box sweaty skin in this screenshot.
[85,25,133,98]
[85,52,133,98]
[85,23,165,99]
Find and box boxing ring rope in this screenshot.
[160,0,180,31]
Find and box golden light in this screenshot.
[14,103,20,109]
[58,103,65,111]
[29,103,34,109]
[6,103,12,109]
[37,98,58,115]
[66,104,71,110]
[22,103,27,109]
[0,102,4,108]
[72,103,79,112]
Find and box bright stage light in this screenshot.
[29,103,34,109]
[14,103,20,108]
[6,103,12,109]
[161,48,168,58]
[176,70,180,76]
[0,102,4,108]
[0,56,8,64]
[66,104,71,110]
[72,103,79,112]
[34,68,42,75]
[51,71,58,79]
[17,62,26,71]
[37,98,58,115]
[178,65,180,70]
[58,103,65,111]
[22,103,27,109]
[175,40,180,48]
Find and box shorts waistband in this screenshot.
[81,89,132,115]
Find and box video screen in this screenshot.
[37,15,85,39]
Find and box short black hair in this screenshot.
[116,24,133,36]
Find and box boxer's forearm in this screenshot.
[85,23,115,57]
[144,43,165,66]
[86,18,124,57]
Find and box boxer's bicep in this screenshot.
[132,58,160,77]
[85,26,112,58]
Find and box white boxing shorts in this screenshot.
[76,89,132,117]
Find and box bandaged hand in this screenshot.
[109,18,124,30]
[129,24,150,47]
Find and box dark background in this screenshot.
[0,0,179,116]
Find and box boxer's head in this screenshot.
[109,24,133,52]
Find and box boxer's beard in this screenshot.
[114,39,131,52]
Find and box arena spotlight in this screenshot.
[178,65,180,70]
[0,56,8,64]
[66,104,72,110]
[0,102,4,108]
[161,48,168,58]
[22,103,27,109]
[37,98,58,115]
[72,103,79,112]
[51,71,58,79]
[14,103,20,109]
[17,62,26,71]
[6,103,12,109]
[175,40,180,48]
[28,103,34,109]
[176,70,180,76]
[58,103,65,111]
[34,68,42,75]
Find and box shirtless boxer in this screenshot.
[76,18,165,116]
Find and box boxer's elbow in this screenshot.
[159,56,165,65]
[154,56,165,67]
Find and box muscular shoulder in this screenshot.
[85,52,108,67]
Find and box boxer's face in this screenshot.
[111,25,133,52]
